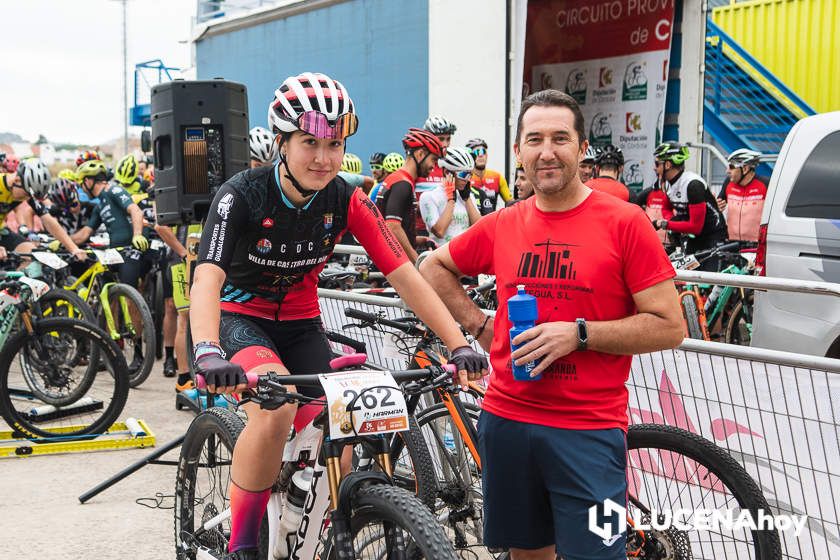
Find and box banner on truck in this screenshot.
[524,0,675,192]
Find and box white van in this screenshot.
[751,111,840,358]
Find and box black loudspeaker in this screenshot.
[151,79,249,225]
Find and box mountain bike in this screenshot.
[671,241,755,344]
[174,366,460,560]
[0,271,129,439]
[339,309,782,559]
[54,247,155,387]
[4,251,96,323]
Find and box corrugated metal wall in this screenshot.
[712,0,839,113]
[195,0,429,173]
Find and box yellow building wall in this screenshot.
[712,0,839,113]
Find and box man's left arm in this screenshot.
[511,279,684,377]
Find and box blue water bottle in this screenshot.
[508,284,541,381]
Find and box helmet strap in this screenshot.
[737,167,754,186]
[409,150,427,179]
[277,152,318,197]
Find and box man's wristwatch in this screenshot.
[575,318,588,351]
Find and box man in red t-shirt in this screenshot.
[585,143,630,201]
[421,90,684,560]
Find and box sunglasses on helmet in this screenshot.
[471,148,487,156]
[296,111,358,140]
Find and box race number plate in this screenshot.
[349,253,368,266]
[32,252,68,269]
[319,370,409,440]
[93,249,125,265]
[682,255,700,270]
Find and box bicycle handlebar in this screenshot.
[693,241,743,261]
[344,308,425,337]
[468,278,496,295]
[195,365,456,390]
[326,330,367,354]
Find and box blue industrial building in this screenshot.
[195,0,429,171]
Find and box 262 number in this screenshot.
[343,387,395,411]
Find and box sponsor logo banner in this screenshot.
[525,0,675,192]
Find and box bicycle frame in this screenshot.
[705,263,751,329]
[62,259,136,340]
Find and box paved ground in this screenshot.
[1,360,194,559]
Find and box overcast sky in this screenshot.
[3,0,194,145]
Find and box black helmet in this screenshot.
[596,144,624,167]
[369,152,386,167]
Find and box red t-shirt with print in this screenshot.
[448,191,675,431]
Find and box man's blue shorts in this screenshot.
[477,411,627,559]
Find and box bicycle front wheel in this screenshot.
[627,423,781,560]
[0,317,129,438]
[326,484,458,560]
[175,407,244,560]
[680,292,706,340]
[102,283,155,388]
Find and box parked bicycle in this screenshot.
[0,271,129,439]
[671,241,755,344]
[174,367,461,560]
[53,246,155,387]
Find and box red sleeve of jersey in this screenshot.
[347,188,408,275]
[447,212,498,276]
[622,208,676,294]
[666,202,705,234]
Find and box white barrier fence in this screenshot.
[317,286,840,560]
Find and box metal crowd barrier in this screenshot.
[631,341,840,560]
[317,280,840,559]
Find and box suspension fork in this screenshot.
[100,282,135,339]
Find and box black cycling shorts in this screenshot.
[114,247,155,288]
[219,312,333,398]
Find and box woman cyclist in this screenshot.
[189,72,487,559]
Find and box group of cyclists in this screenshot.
[251,114,768,275]
[0,65,771,559]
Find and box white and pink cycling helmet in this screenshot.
[268,72,357,140]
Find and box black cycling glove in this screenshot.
[195,353,247,389]
[458,186,471,200]
[449,346,488,375]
